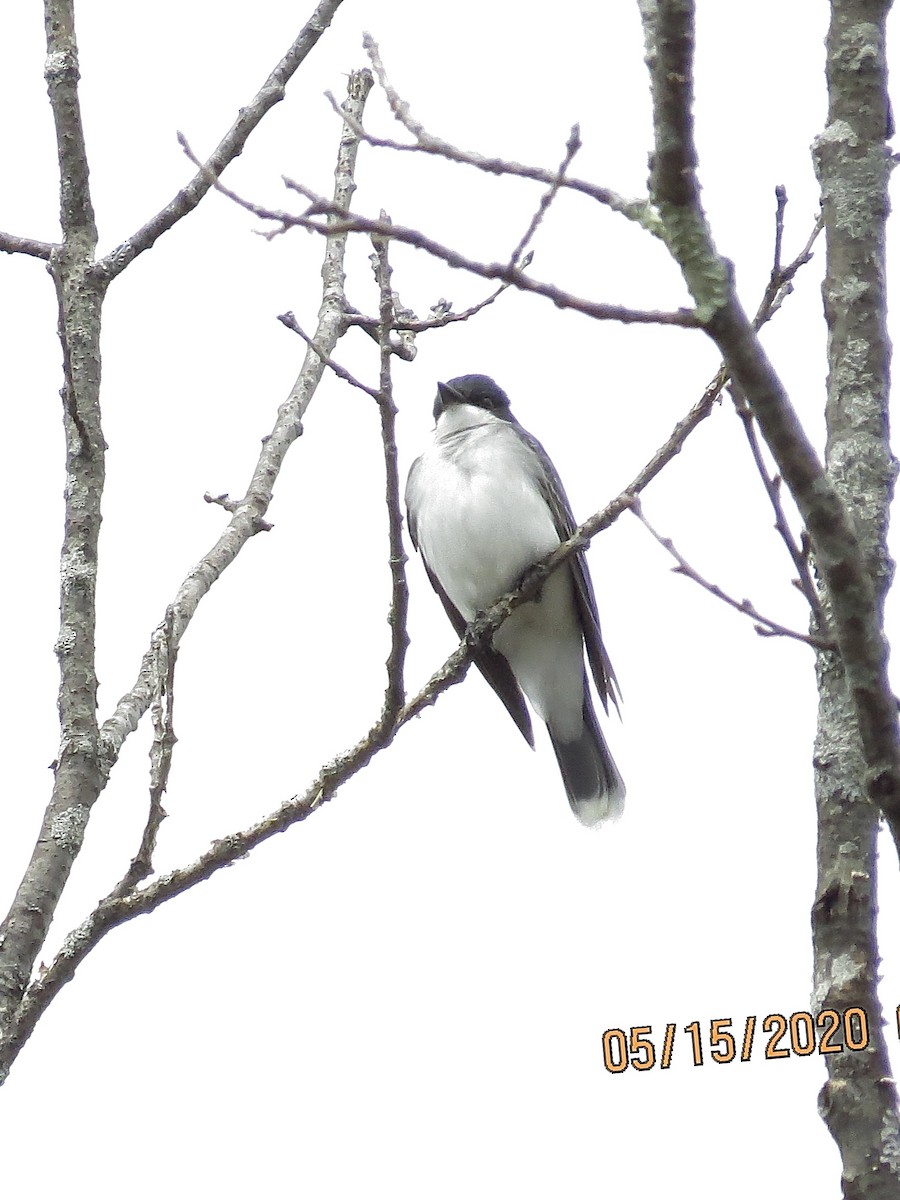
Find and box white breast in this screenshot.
[407,406,561,619]
[406,403,586,740]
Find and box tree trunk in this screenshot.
[812,2,900,1194]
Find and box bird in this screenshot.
[405,373,625,826]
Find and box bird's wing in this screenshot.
[519,426,621,715]
[405,458,422,551]
[422,561,535,748]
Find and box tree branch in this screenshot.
[290,185,703,328]
[94,0,347,280]
[630,497,832,649]
[0,67,374,1082]
[318,36,666,238]
[641,0,900,1190]
[0,0,107,1040]
[334,119,580,344]
[343,283,513,335]
[508,124,582,268]
[334,115,578,346]
[98,69,374,781]
[0,231,55,259]
[180,162,700,328]
[371,224,410,722]
[731,386,824,626]
[278,311,382,397]
[109,607,178,900]
[640,0,900,847]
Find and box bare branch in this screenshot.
[371,224,410,720]
[109,608,178,899]
[708,289,900,835]
[332,117,577,346]
[0,231,55,259]
[630,497,832,649]
[772,184,787,274]
[98,69,374,775]
[44,1,96,238]
[751,191,824,331]
[730,387,824,624]
[278,311,381,397]
[344,35,664,237]
[283,185,699,327]
[0,0,106,1040]
[1,10,357,1049]
[95,0,347,280]
[0,63,374,1080]
[183,161,698,328]
[344,282,514,335]
[641,0,900,1187]
[641,0,900,844]
[723,189,826,629]
[508,125,581,268]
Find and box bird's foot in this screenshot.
[515,560,547,603]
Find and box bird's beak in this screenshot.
[434,380,462,419]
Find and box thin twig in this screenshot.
[176,154,698,329]
[278,311,380,397]
[202,491,273,530]
[348,35,664,238]
[751,195,824,331]
[731,386,823,623]
[630,497,832,649]
[280,182,698,326]
[508,125,581,268]
[98,71,374,767]
[94,0,347,280]
[772,185,787,276]
[723,190,826,629]
[110,608,179,899]
[371,220,409,721]
[344,273,524,336]
[338,113,570,344]
[343,301,419,355]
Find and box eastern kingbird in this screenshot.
[405,374,625,826]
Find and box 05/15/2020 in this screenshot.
[602,1007,870,1073]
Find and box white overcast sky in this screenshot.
[2,2,899,1196]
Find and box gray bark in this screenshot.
[812,2,900,1194]
[0,0,106,1037]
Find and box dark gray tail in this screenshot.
[549,690,625,828]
